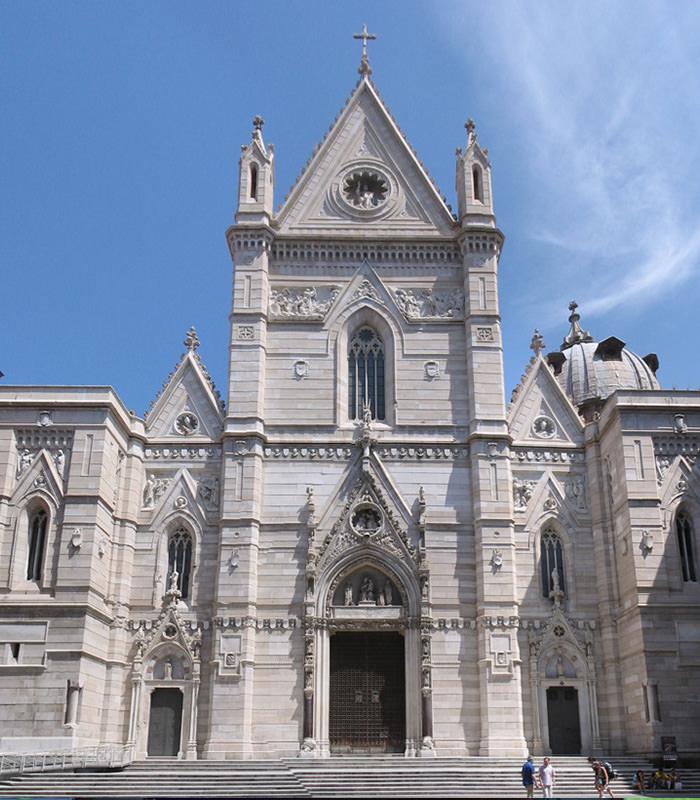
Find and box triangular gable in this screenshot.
[144,468,209,532]
[518,472,583,532]
[276,79,455,237]
[313,455,419,576]
[12,449,64,506]
[145,352,224,440]
[508,356,583,446]
[660,456,700,510]
[323,260,403,331]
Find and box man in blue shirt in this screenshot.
[522,755,537,798]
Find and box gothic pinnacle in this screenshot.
[184,326,200,351]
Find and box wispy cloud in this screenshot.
[435,1,700,321]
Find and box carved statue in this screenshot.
[168,570,180,595]
[513,478,534,510]
[362,400,372,428]
[551,567,561,593]
[555,653,565,678]
[134,628,146,657]
[164,658,173,680]
[18,448,32,475]
[190,629,202,658]
[344,582,354,606]
[359,576,375,603]
[54,449,65,476]
[143,475,156,508]
[383,581,392,606]
[421,576,429,601]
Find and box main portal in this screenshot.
[329,631,405,754]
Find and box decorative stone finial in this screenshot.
[353,23,377,77]
[465,118,477,145]
[184,326,200,351]
[252,115,264,135]
[561,300,593,350]
[530,329,545,357]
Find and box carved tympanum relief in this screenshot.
[269,285,340,321]
[393,288,464,321]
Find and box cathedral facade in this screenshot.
[1,59,699,762]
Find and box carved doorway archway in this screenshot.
[329,631,405,754]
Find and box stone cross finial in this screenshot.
[530,329,545,357]
[561,299,593,350]
[465,118,477,144]
[253,115,264,134]
[353,23,377,76]
[184,326,200,351]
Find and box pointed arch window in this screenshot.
[27,508,48,582]
[348,327,385,421]
[541,528,565,598]
[472,165,483,203]
[249,163,258,200]
[167,527,193,600]
[677,510,697,582]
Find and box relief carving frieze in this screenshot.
[15,430,73,481]
[393,287,464,321]
[269,285,341,321]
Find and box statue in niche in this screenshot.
[420,575,429,601]
[352,507,381,534]
[555,652,565,678]
[164,658,173,680]
[377,589,386,606]
[344,582,354,606]
[359,576,375,603]
[383,581,393,606]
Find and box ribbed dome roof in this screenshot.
[546,302,660,409]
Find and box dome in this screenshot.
[546,302,660,410]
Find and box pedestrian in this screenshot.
[589,756,615,799]
[521,755,537,798]
[539,756,556,798]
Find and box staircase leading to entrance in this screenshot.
[2,755,699,797]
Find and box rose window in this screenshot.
[342,170,388,209]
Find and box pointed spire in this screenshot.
[530,328,545,357]
[561,300,593,350]
[184,326,200,352]
[353,23,377,77]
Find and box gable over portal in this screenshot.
[276,79,455,237]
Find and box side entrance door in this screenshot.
[329,631,405,754]
[546,686,581,754]
[147,687,183,757]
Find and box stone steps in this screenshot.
[1,755,698,798]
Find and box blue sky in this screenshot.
[2,1,699,413]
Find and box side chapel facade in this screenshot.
[1,60,699,761]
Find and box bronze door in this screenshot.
[147,688,183,757]
[329,632,405,754]
[546,686,581,754]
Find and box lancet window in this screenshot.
[27,508,48,582]
[540,528,565,598]
[348,327,385,421]
[167,527,193,600]
[677,510,697,582]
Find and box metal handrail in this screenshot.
[0,744,133,777]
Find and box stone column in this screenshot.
[65,680,82,727]
[186,680,199,759]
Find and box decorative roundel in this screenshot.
[175,411,199,436]
[532,415,556,439]
[331,160,399,220]
[342,169,388,210]
[163,624,178,640]
[350,504,383,537]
